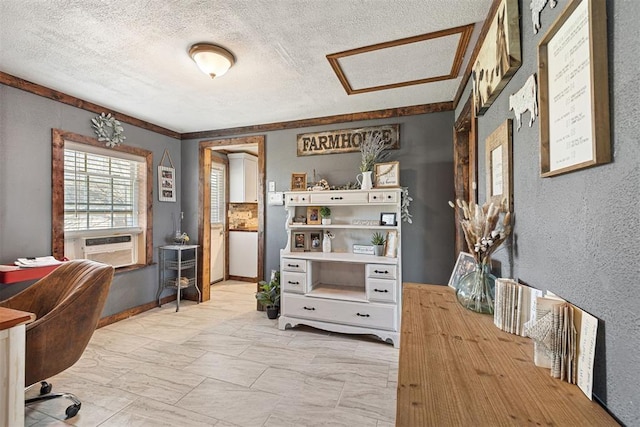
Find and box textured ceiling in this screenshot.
[0,0,492,134]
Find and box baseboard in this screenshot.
[97,294,176,328]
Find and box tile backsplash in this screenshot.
[228,203,258,230]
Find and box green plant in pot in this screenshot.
[320,206,331,225]
[371,232,386,256]
[255,271,280,319]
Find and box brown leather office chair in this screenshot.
[0,259,113,419]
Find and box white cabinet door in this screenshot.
[228,153,258,202]
[229,231,258,277]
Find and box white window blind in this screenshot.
[64,146,145,232]
[210,163,225,225]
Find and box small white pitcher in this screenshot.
[356,171,373,190]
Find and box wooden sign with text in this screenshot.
[296,124,400,157]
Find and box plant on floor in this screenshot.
[255,270,280,319]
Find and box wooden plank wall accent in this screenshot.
[181,102,453,140]
[0,71,180,140]
[51,129,154,266]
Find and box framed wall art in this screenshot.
[158,149,176,202]
[374,161,400,187]
[538,0,610,177]
[472,0,521,115]
[485,120,513,212]
[291,173,307,191]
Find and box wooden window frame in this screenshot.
[52,129,153,268]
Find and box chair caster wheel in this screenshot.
[40,381,52,395]
[65,403,81,419]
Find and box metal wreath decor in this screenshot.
[91,113,126,147]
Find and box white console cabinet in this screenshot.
[279,189,402,347]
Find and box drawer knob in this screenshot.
[330,196,343,200]
[374,288,389,293]
[387,195,392,199]
[288,281,299,285]
[372,196,378,199]
[374,270,389,274]
[303,306,315,311]
[356,313,370,317]
[287,264,299,268]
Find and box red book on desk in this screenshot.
[0,264,62,285]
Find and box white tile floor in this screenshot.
[25,281,398,426]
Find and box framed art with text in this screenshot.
[538,0,610,177]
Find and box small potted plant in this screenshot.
[371,232,386,256]
[320,206,332,225]
[255,271,280,319]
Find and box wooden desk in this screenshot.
[0,264,61,284]
[1,307,36,427]
[396,283,618,426]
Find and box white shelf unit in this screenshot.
[279,188,402,347]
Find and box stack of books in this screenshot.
[493,278,543,336]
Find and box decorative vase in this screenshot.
[323,237,332,253]
[456,262,496,314]
[356,171,373,190]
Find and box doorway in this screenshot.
[198,135,265,304]
[453,95,478,256]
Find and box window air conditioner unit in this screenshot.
[82,234,136,268]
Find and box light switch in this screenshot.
[268,181,276,192]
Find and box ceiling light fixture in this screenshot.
[189,43,235,79]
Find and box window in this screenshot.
[210,162,225,225]
[64,142,145,232]
[52,129,153,268]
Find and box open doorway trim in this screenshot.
[198,135,265,303]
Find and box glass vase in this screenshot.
[456,262,496,314]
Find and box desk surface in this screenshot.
[0,307,35,330]
[396,283,617,426]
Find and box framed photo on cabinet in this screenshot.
[374,161,400,187]
[292,232,307,252]
[291,173,307,191]
[448,252,476,289]
[306,207,321,225]
[538,0,610,177]
[309,232,322,252]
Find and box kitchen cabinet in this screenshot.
[229,231,258,278]
[228,153,257,202]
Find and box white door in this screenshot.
[210,161,225,283]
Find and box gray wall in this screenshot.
[182,112,456,286]
[467,1,638,424]
[0,85,182,316]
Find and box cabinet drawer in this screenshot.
[368,191,398,204]
[366,278,397,303]
[285,193,311,205]
[310,191,369,204]
[282,258,306,272]
[282,294,397,331]
[366,264,397,280]
[281,271,306,294]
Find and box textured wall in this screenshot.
[0,85,182,316]
[182,112,456,286]
[469,1,639,424]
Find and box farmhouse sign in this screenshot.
[296,124,400,157]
